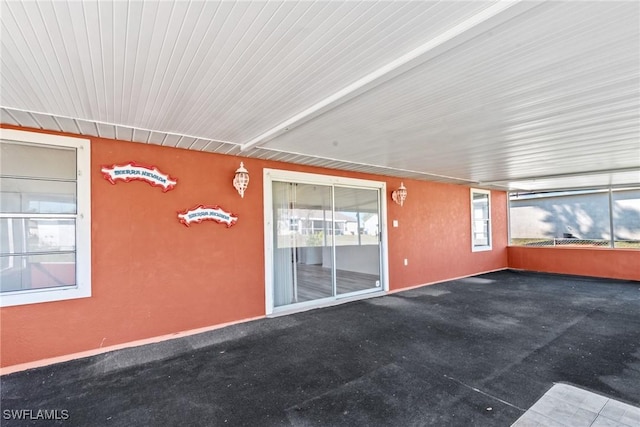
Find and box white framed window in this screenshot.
[0,129,91,307]
[471,188,492,252]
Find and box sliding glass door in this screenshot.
[334,186,381,295]
[271,178,383,310]
[273,181,333,307]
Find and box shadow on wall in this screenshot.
[510,190,640,242]
[613,191,640,240]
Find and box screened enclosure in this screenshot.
[509,188,640,248]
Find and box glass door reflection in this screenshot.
[333,186,381,296]
[272,182,334,307]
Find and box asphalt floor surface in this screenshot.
[2,270,639,426]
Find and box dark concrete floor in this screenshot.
[2,270,639,426]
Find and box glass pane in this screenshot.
[510,190,612,247]
[474,220,490,246]
[273,182,334,307]
[1,177,76,213]
[472,192,490,247]
[1,141,76,179]
[0,218,76,255]
[473,193,489,216]
[612,189,640,248]
[334,187,381,295]
[0,252,76,293]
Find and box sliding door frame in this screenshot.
[263,168,389,315]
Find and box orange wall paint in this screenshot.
[387,181,508,289]
[0,126,509,368]
[508,246,640,281]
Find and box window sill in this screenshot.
[0,286,91,307]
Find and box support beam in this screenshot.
[240,0,540,152]
[481,167,640,186]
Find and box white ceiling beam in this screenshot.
[240,0,542,152]
[480,166,640,186]
[247,145,479,184]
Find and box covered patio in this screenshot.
[1,1,639,425]
[2,270,639,426]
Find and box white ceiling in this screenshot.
[1,0,638,192]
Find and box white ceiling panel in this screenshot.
[223,145,242,156]
[147,131,167,145]
[199,141,223,152]
[262,1,640,189]
[194,139,217,151]
[114,126,134,143]
[199,140,243,154]
[131,128,152,144]
[1,1,638,191]
[160,134,182,148]
[175,136,197,150]
[0,109,19,126]
[499,169,640,193]
[3,110,41,129]
[53,115,82,135]
[28,112,62,132]
[0,1,497,137]
[96,123,117,140]
[76,120,99,137]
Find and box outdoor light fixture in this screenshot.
[233,162,249,198]
[392,182,407,206]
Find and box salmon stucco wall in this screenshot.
[508,246,640,281]
[1,134,268,369]
[387,181,508,289]
[0,126,508,369]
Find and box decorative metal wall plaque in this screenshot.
[101,162,177,192]
[178,205,238,228]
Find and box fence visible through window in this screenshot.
[509,188,640,249]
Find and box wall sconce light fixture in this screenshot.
[233,162,250,198]
[391,182,407,206]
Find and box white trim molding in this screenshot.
[0,128,92,307]
[263,168,388,315]
[471,188,492,252]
